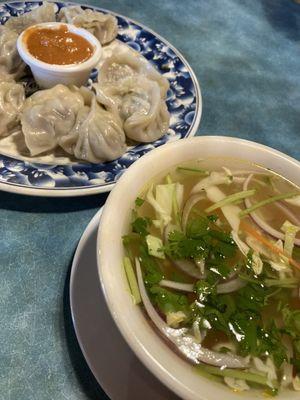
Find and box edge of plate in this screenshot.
[0,0,202,197]
[69,208,109,392]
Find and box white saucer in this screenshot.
[70,208,180,400]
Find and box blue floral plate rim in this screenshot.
[0,0,202,197]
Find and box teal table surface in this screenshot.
[1,1,300,399]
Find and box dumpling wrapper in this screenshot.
[0,26,26,79]
[0,80,25,137]
[98,51,170,98]
[20,84,84,156]
[94,75,170,143]
[59,97,126,163]
[58,6,118,45]
[5,1,57,33]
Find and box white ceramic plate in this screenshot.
[0,1,201,197]
[70,208,180,399]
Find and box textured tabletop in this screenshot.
[0,1,299,399]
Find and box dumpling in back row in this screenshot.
[98,51,170,98]
[0,77,25,137]
[57,6,118,45]
[5,1,57,33]
[94,75,170,143]
[0,26,26,78]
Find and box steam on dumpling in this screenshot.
[58,6,118,45]
[0,26,26,78]
[20,85,84,156]
[98,51,169,98]
[94,76,170,143]
[5,1,57,33]
[0,79,25,137]
[60,97,126,163]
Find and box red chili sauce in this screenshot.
[24,24,94,65]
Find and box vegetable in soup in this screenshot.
[123,158,300,395]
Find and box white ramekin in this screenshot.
[17,22,102,88]
[97,136,300,400]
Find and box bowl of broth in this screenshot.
[97,136,300,400]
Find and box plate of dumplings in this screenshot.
[0,1,202,196]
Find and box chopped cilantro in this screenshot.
[150,285,189,315]
[132,217,151,236]
[195,280,216,302]
[186,217,209,238]
[207,214,218,222]
[135,197,145,207]
[139,245,163,285]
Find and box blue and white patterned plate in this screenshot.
[0,1,202,197]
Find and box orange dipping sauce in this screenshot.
[24,24,94,65]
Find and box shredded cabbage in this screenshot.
[252,357,277,388]
[146,234,165,259]
[281,220,300,258]
[252,252,263,275]
[146,182,184,230]
[224,377,250,392]
[166,311,187,328]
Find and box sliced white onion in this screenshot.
[159,280,194,292]
[232,170,271,176]
[232,177,246,184]
[160,278,245,294]
[285,196,300,207]
[276,201,300,226]
[231,231,249,257]
[136,258,249,368]
[243,175,300,246]
[292,376,300,391]
[217,278,246,294]
[181,193,205,233]
[174,260,203,279]
[205,186,241,232]
[191,172,232,194]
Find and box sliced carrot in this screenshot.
[240,220,300,270]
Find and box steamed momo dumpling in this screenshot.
[20,85,84,156]
[5,2,57,33]
[98,51,169,98]
[0,26,25,78]
[58,6,118,45]
[60,97,126,163]
[94,76,170,143]
[0,79,25,136]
